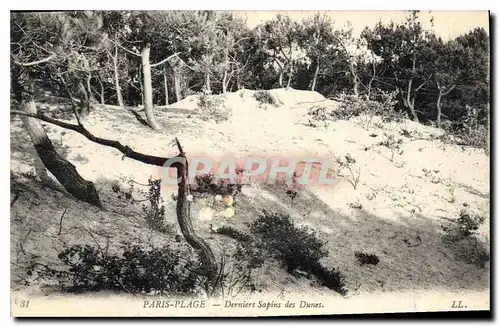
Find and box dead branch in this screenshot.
[10,110,177,168]
[57,209,67,235]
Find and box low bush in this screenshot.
[198,92,231,123]
[332,91,399,128]
[249,210,347,295]
[142,178,169,234]
[441,210,489,268]
[253,90,281,107]
[54,244,199,295]
[190,174,242,198]
[354,252,380,266]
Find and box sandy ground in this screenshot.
[10,88,490,302]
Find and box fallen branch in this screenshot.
[57,209,67,235]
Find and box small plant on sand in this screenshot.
[334,153,361,190]
[198,91,231,123]
[323,143,361,190]
[308,105,332,130]
[441,210,489,268]
[354,252,380,266]
[190,174,242,199]
[253,90,281,107]
[377,133,404,162]
[249,210,347,296]
[142,178,169,234]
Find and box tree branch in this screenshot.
[150,52,181,68]
[109,38,141,57]
[11,54,55,67]
[10,110,179,168]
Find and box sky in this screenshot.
[239,10,489,40]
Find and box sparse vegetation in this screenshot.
[190,174,242,198]
[253,90,281,107]
[333,91,398,129]
[142,178,169,234]
[249,210,347,296]
[441,210,489,268]
[377,133,404,162]
[198,92,232,123]
[334,153,361,190]
[50,244,200,294]
[354,252,380,266]
[213,226,264,298]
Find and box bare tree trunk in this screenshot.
[97,74,105,105]
[311,59,320,91]
[204,71,211,93]
[141,45,162,130]
[405,78,419,122]
[163,65,169,106]
[174,139,217,280]
[78,80,90,117]
[222,46,229,93]
[278,70,283,88]
[222,70,228,93]
[86,72,96,104]
[367,61,376,100]
[20,100,102,208]
[113,44,124,108]
[436,84,455,128]
[286,49,293,88]
[349,61,359,97]
[173,70,181,102]
[436,91,443,128]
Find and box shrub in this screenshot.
[215,225,252,243]
[308,105,332,130]
[249,210,347,295]
[332,91,399,128]
[213,226,264,297]
[354,252,380,266]
[329,151,361,190]
[456,210,486,238]
[377,133,404,162]
[440,105,489,153]
[190,174,242,198]
[441,210,489,268]
[55,244,199,295]
[198,92,231,123]
[142,178,168,233]
[253,90,281,107]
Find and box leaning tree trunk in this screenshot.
[278,70,284,88]
[113,44,124,108]
[163,65,169,106]
[405,79,419,123]
[78,80,90,117]
[141,45,162,130]
[286,54,293,88]
[86,72,97,104]
[311,59,320,91]
[436,91,443,128]
[97,74,105,105]
[204,70,212,94]
[436,84,455,128]
[20,100,102,208]
[174,140,217,280]
[173,70,181,103]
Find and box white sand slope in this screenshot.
[10,88,489,299]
